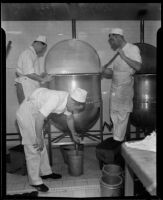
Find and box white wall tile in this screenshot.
[3,20,160,135]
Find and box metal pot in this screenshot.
[45,39,102,133]
[130,18,157,129]
[130,74,156,128]
[48,73,101,133]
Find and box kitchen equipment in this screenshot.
[100,175,123,197]
[131,74,156,128]
[45,38,102,136]
[67,149,84,176]
[130,16,156,129]
[102,164,123,177]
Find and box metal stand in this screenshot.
[125,114,153,142]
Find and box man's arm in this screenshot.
[16,70,45,83]
[118,49,142,71]
[101,53,118,79]
[26,73,53,84]
[101,68,113,79]
[66,114,80,144]
[26,73,44,83]
[102,52,119,71]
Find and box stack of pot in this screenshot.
[100,164,123,197]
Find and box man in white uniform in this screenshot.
[15,35,52,102]
[16,87,87,192]
[102,28,142,142]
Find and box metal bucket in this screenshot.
[100,175,123,197]
[67,150,84,176]
[60,144,84,164]
[102,164,123,177]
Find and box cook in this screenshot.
[102,28,142,142]
[16,87,87,192]
[15,35,53,102]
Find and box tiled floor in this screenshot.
[6,145,102,197]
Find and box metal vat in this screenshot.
[131,74,156,128]
[130,18,156,129]
[45,39,102,133]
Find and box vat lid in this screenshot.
[45,39,101,74]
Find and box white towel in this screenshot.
[125,131,156,152]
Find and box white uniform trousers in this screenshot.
[110,79,133,142]
[111,110,130,142]
[24,144,52,185]
[16,100,52,185]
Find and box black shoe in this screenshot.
[41,173,62,180]
[31,184,49,192]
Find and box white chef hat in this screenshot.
[70,88,87,103]
[34,35,47,44]
[110,28,124,36]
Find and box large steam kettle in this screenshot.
[131,73,156,128]
[45,39,102,133]
[130,18,156,129]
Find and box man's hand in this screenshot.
[33,137,44,152]
[46,74,54,82]
[72,133,81,144]
[117,48,141,71]
[117,48,126,60]
[101,64,108,73]
[40,72,48,78]
[41,74,54,84]
[101,67,113,79]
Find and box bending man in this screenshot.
[16,87,87,192]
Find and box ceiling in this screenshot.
[1,3,161,21]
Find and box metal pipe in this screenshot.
[72,19,76,39]
[140,18,144,43]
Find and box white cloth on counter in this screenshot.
[125,131,156,152]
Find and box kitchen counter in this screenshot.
[121,143,156,196]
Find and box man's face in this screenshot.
[36,42,47,57]
[67,97,85,114]
[108,34,120,51]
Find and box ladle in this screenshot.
[74,143,79,156]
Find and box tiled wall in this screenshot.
[2,20,160,136]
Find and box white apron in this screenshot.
[15,76,40,99]
[110,71,134,141]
